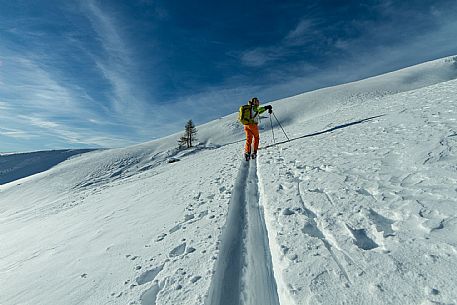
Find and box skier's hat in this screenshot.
[249,97,259,105]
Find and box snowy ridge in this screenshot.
[1,56,457,305]
[0,149,95,185]
[197,56,457,147]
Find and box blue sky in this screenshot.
[1,0,457,152]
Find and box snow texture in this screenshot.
[1,56,457,305]
[0,149,95,184]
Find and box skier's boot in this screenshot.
[244,151,251,161]
[251,150,257,159]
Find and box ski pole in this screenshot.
[272,111,290,141]
[269,112,276,144]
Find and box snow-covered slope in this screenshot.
[198,55,457,146]
[0,149,95,185]
[1,56,457,305]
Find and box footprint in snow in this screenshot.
[186,246,196,254]
[368,209,395,237]
[422,218,445,232]
[346,225,378,250]
[308,188,324,194]
[169,243,186,257]
[184,214,195,222]
[140,283,161,305]
[190,275,202,283]
[356,188,372,196]
[136,265,164,285]
[155,233,167,242]
[169,224,181,234]
[198,210,209,218]
[193,192,202,200]
[282,208,295,216]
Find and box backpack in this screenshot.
[238,105,252,125]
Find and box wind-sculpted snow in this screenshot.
[257,78,457,304]
[1,56,457,305]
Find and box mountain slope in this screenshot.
[1,56,457,305]
[257,78,457,305]
[0,149,95,185]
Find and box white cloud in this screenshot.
[0,51,126,147]
[25,117,60,129]
[0,101,9,110]
[3,112,135,148]
[0,56,88,116]
[81,0,152,123]
[0,127,36,139]
[335,39,351,51]
[0,2,154,149]
[286,19,314,40]
[240,49,271,67]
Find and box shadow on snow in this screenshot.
[261,114,386,150]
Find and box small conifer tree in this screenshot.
[178,119,198,149]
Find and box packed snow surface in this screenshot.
[1,56,457,305]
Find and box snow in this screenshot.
[257,78,457,305]
[1,56,457,305]
[0,149,95,185]
[206,161,280,305]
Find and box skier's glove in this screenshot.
[264,105,273,113]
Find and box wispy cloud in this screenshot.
[0,127,36,140]
[0,2,154,151]
[239,17,319,68]
[0,101,9,110]
[0,54,92,115]
[81,0,152,124]
[285,19,318,46]
[240,48,277,67]
[0,50,128,149]
[78,0,202,141]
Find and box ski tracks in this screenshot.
[206,160,281,305]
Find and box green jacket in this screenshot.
[242,105,267,125]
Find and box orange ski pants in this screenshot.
[244,124,259,153]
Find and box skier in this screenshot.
[238,97,272,161]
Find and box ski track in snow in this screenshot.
[206,160,280,305]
